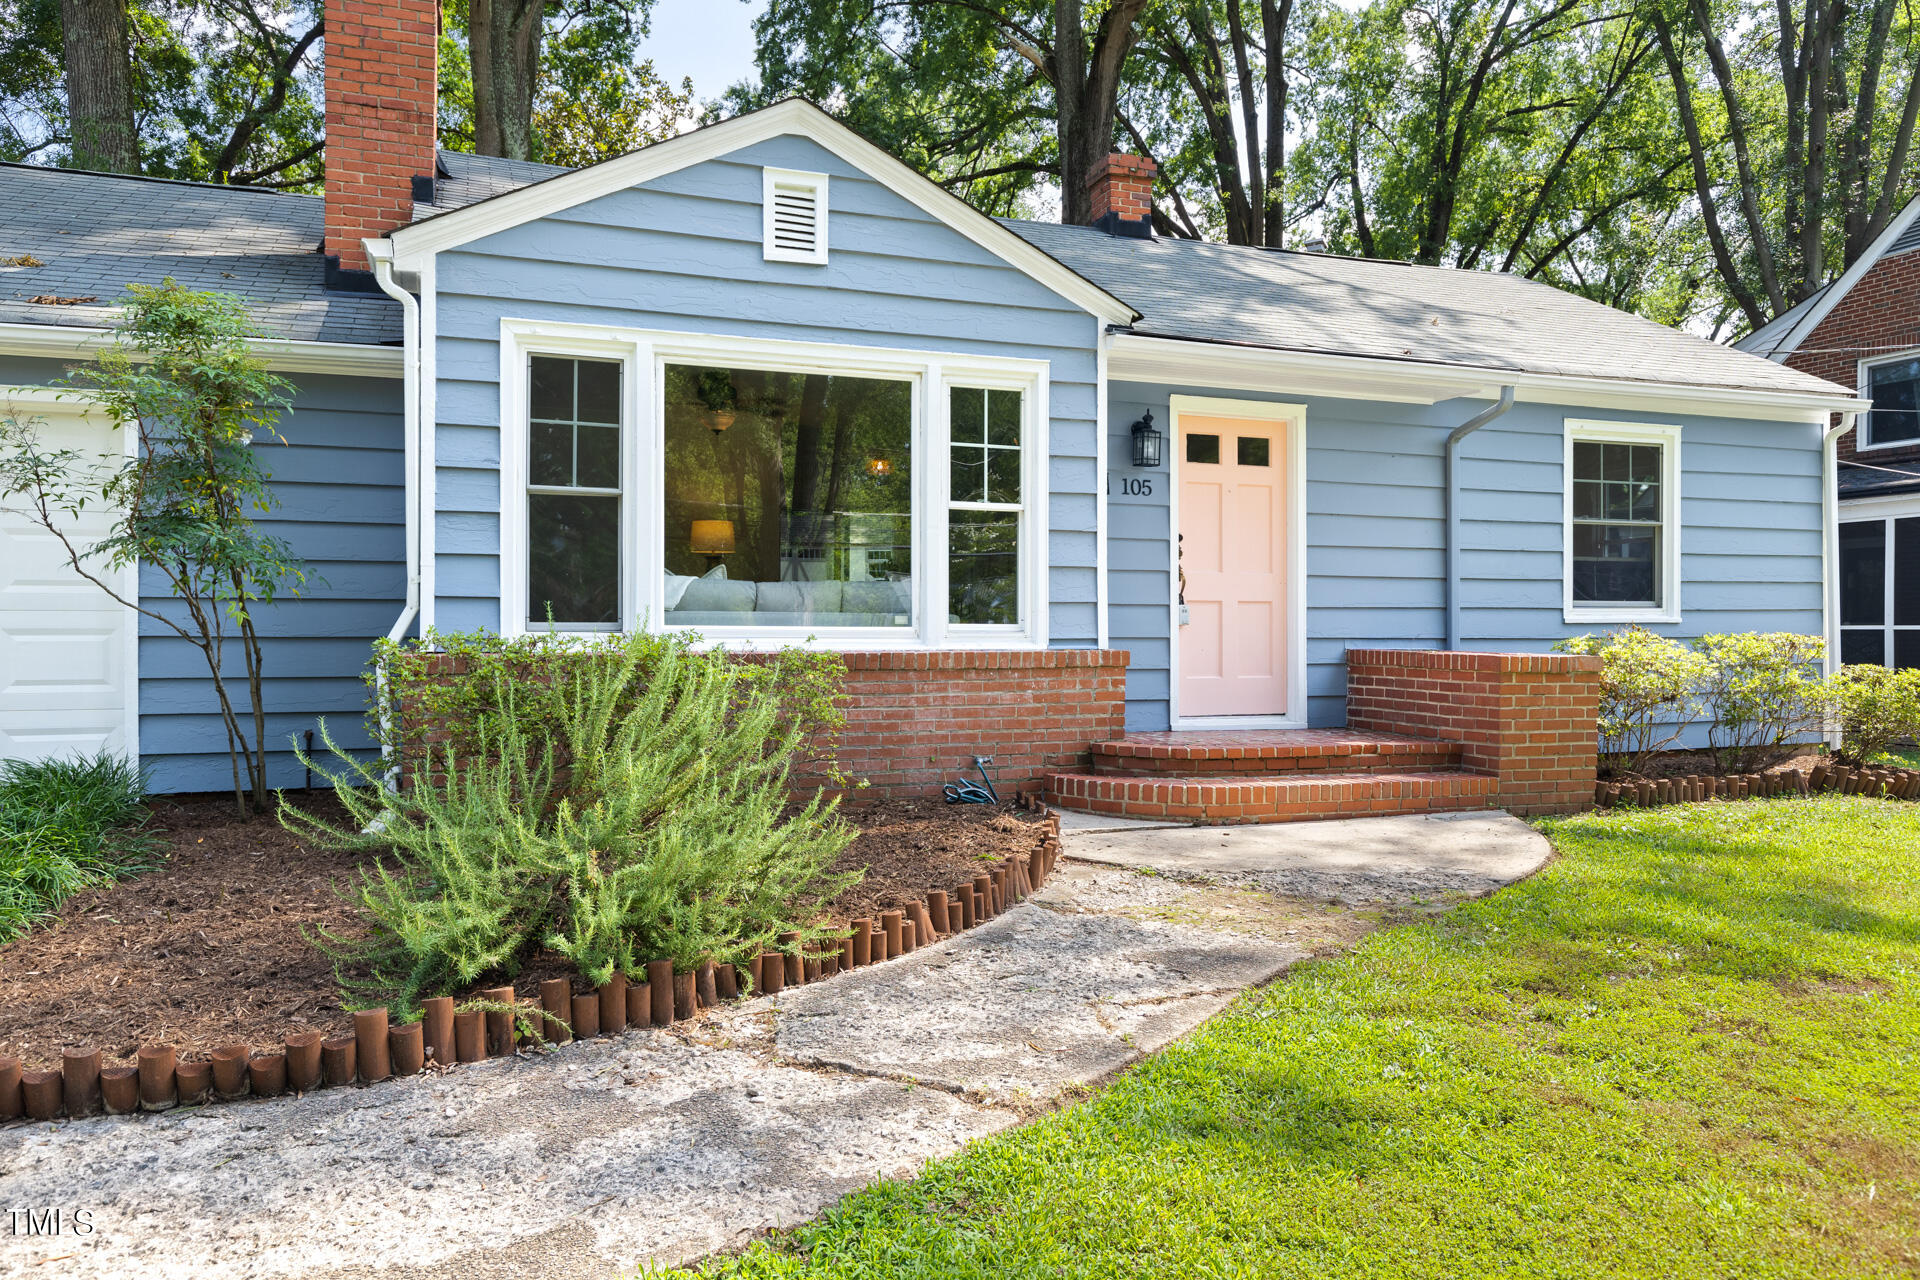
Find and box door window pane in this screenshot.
[1570,437,1663,606]
[1186,433,1220,465]
[1840,520,1886,626]
[663,364,913,628]
[1867,357,1920,446]
[1237,436,1271,466]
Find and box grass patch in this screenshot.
[669,798,1920,1279]
[0,753,159,942]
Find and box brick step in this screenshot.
[1044,770,1497,826]
[1090,729,1463,778]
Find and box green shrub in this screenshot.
[1691,632,1828,772]
[285,631,860,1014]
[1828,663,1920,763]
[0,753,158,942]
[1555,627,1710,775]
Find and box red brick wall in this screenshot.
[808,650,1128,796]
[1086,154,1156,225]
[1344,648,1601,816]
[1784,249,1920,464]
[324,0,438,271]
[395,648,1129,800]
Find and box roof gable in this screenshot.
[385,99,1135,327]
[1734,191,1920,362]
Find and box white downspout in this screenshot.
[368,240,423,786]
[1444,386,1517,650]
[1822,412,1859,734]
[369,240,422,644]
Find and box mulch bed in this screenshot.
[1604,748,1826,782]
[0,792,1044,1069]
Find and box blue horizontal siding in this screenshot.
[1106,380,1825,731]
[429,132,1101,644]
[0,355,406,792]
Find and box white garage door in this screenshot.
[0,395,137,764]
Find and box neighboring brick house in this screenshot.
[1739,196,1920,669]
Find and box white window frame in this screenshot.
[1836,493,1920,668]
[498,319,1050,650]
[1563,418,1683,625]
[1857,346,1920,452]
[762,167,830,265]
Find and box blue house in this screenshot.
[0,11,1864,819]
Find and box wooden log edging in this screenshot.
[0,804,1064,1128]
[1592,763,1920,811]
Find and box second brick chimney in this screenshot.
[1086,154,1156,239]
[323,0,439,282]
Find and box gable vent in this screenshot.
[763,167,829,264]
[1892,213,1920,257]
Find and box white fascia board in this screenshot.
[1760,193,1920,362]
[1106,332,1867,422]
[386,99,1137,329]
[0,320,403,378]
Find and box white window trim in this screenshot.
[1165,394,1308,731]
[1856,346,1920,452]
[498,319,1050,650]
[1836,493,1920,668]
[762,167,829,265]
[1563,418,1683,625]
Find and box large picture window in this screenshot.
[1863,355,1920,449]
[527,355,622,625]
[1564,421,1681,623]
[661,363,914,628]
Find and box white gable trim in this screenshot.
[387,99,1136,327]
[1747,193,1920,363]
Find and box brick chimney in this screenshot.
[323,0,439,282]
[1086,154,1156,239]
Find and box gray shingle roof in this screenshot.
[416,150,571,220]
[1006,220,1850,398]
[0,163,399,345]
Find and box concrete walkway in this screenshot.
[0,814,1550,1280]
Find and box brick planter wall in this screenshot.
[1344,648,1602,816]
[807,650,1128,796]
[395,648,1129,800]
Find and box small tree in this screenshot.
[1556,628,1712,776]
[0,281,314,817]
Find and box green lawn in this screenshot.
[670,798,1920,1279]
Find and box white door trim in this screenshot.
[1166,394,1307,731]
[0,384,140,769]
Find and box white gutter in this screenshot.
[1106,331,1870,420]
[1445,387,1516,650]
[367,240,423,645]
[0,320,404,377]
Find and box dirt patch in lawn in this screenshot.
[0,792,1044,1069]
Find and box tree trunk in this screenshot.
[471,0,545,160]
[1054,0,1150,225]
[1260,0,1293,246]
[58,0,138,172]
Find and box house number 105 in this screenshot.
[1111,476,1155,497]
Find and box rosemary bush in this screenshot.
[285,631,858,1014]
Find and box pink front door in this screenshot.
[1179,414,1290,719]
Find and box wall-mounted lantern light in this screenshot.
[1130,412,1163,468]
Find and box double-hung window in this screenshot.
[526,355,623,627]
[947,386,1026,627]
[1861,354,1920,449]
[1564,420,1681,624]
